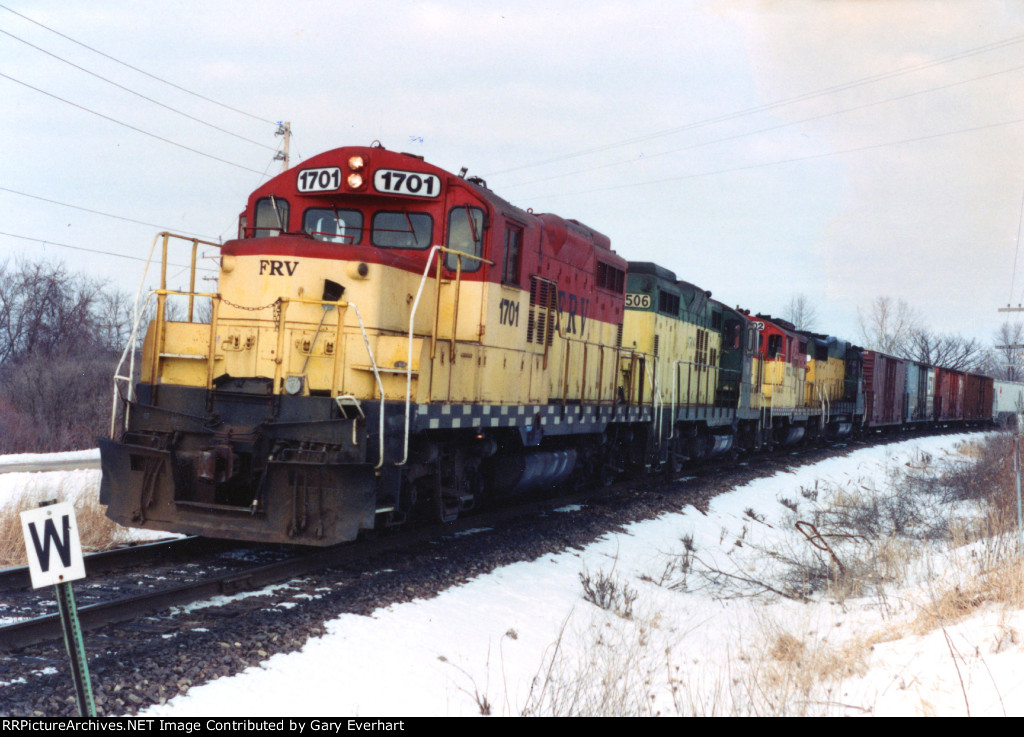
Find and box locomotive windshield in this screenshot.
[303,208,363,244]
[254,197,288,237]
[371,211,432,249]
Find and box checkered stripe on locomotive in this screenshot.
[413,403,651,432]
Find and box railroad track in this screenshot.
[0,428,981,654]
[0,536,227,590]
[1,542,336,651]
[0,479,618,652]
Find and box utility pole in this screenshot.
[275,121,291,172]
[997,305,1024,351]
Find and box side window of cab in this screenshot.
[502,225,523,285]
[445,206,484,272]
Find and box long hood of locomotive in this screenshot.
[152,234,627,409]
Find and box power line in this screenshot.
[503,62,1024,191]
[0,2,276,126]
[0,230,217,272]
[0,71,267,175]
[0,186,217,239]
[519,116,1024,203]
[485,33,1024,178]
[0,27,277,151]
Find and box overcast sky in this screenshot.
[2,0,1023,344]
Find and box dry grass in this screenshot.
[0,472,125,567]
[521,611,672,717]
[730,624,874,716]
[912,556,1024,636]
[523,434,1024,716]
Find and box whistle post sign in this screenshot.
[20,501,86,589]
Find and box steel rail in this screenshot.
[0,464,636,652]
[0,542,353,651]
[0,536,228,590]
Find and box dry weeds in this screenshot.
[0,472,124,567]
[531,434,1024,716]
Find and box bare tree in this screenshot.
[905,329,984,371]
[857,296,921,355]
[782,293,818,332]
[0,258,123,365]
[0,258,136,452]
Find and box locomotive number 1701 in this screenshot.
[297,167,342,192]
[499,298,520,327]
[373,169,441,198]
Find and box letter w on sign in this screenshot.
[20,502,86,589]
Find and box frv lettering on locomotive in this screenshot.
[258,259,300,276]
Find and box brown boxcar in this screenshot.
[934,367,965,421]
[963,373,994,421]
[862,350,907,427]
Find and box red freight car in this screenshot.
[963,372,994,422]
[934,367,965,421]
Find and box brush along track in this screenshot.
[0,430,986,716]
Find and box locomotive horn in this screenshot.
[322,279,344,305]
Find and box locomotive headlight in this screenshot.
[346,261,370,279]
[348,155,365,170]
[347,172,364,188]
[284,375,304,395]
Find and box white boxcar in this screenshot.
[993,380,1024,428]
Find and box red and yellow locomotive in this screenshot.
[100,143,633,544]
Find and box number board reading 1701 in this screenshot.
[373,169,441,198]
[297,167,341,193]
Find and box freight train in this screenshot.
[98,143,1013,546]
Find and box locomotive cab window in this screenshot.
[767,334,783,358]
[303,208,363,244]
[502,225,523,284]
[445,206,485,272]
[725,319,742,349]
[371,211,432,249]
[254,197,289,237]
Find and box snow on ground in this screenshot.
[0,450,168,547]
[0,465,101,511]
[7,434,1024,716]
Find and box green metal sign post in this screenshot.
[20,500,96,717]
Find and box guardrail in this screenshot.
[0,457,100,475]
